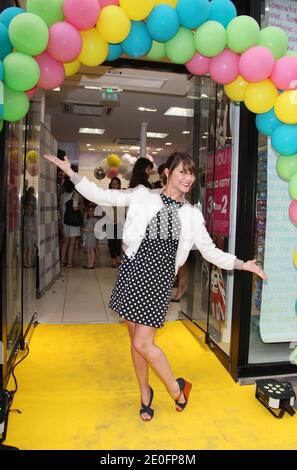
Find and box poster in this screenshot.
[268,0,297,50]
[259,141,297,342]
[205,146,231,236]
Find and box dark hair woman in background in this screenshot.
[129,157,153,189]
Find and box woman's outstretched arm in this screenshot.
[44,154,135,207]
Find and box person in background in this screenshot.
[44,151,268,422]
[59,177,82,267]
[82,204,97,269]
[153,162,167,189]
[129,157,153,189]
[103,177,124,268]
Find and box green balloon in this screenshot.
[286,50,297,57]
[3,85,29,122]
[194,21,227,57]
[289,172,297,199]
[147,41,166,61]
[9,12,49,56]
[276,155,297,181]
[259,26,288,59]
[166,27,195,64]
[227,15,260,53]
[0,120,3,132]
[3,52,40,92]
[27,0,64,27]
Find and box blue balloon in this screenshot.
[107,43,123,61]
[256,108,281,136]
[0,60,3,81]
[0,7,24,28]
[0,81,3,119]
[176,0,210,29]
[208,0,237,28]
[271,124,297,156]
[146,5,180,43]
[0,23,13,61]
[122,21,152,58]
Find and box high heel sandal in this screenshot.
[140,386,154,421]
[175,378,192,412]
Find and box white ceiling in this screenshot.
[44,65,200,159]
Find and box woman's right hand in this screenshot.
[44,154,74,178]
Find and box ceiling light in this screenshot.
[156,148,163,151]
[147,132,168,138]
[182,131,190,135]
[138,107,157,112]
[88,148,96,151]
[79,128,105,135]
[202,135,208,139]
[53,87,60,92]
[152,152,157,155]
[164,107,194,117]
[165,142,172,146]
[84,86,101,90]
[86,144,91,147]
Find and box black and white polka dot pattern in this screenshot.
[109,193,183,328]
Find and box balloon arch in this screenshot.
[0,0,297,266]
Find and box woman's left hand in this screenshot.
[242,259,268,280]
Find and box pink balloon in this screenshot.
[271,56,297,91]
[26,86,38,100]
[106,167,119,178]
[48,21,82,63]
[239,46,275,83]
[35,52,65,90]
[64,0,101,30]
[186,52,210,76]
[289,200,297,224]
[100,0,119,7]
[209,49,239,85]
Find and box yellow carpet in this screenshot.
[4,322,297,450]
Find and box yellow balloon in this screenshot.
[107,153,121,168]
[294,248,297,268]
[274,90,297,124]
[224,75,248,102]
[26,150,38,164]
[120,0,155,20]
[79,29,108,67]
[244,80,278,114]
[64,59,81,77]
[97,6,131,44]
[154,0,177,6]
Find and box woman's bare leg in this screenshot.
[132,324,185,407]
[126,321,151,420]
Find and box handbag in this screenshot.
[64,194,82,227]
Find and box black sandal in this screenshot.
[140,386,154,421]
[175,378,192,412]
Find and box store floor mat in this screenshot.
[4,322,297,450]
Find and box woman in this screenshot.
[44,152,268,421]
[104,177,124,268]
[129,157,153,189]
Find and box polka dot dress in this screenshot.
[109,193,183,328]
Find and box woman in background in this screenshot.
[129,157,153,189]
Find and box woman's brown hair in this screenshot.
[165,152,197,177]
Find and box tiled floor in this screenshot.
[37,244,181,325]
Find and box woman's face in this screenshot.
[111,179,120,189]
[167,162,195,194]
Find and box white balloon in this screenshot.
[100,158,109,169]
[130,156,137,165]
[118,162,130,175]
[122,153,133,164]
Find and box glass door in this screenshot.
[184,75,240,357]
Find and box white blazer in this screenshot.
[73,175,238,274]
